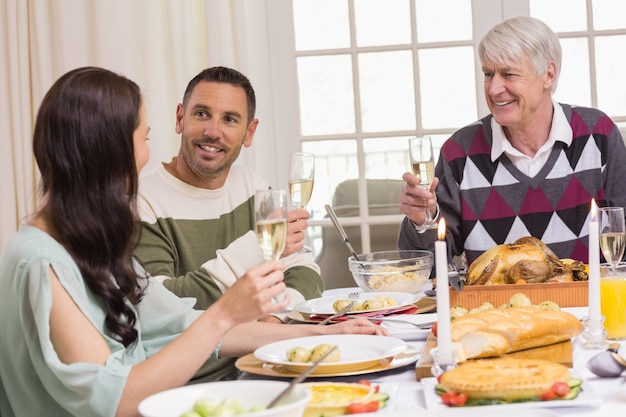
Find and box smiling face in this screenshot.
[173,81,258,188]
[482,56,556,133]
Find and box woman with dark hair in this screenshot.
[0,67,386,417]
[0,66,285,416]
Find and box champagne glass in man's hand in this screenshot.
[288,152,315,252]
[254,190,288,261]
[288,152,315,209]
[408,137,438,232]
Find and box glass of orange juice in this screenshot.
[600,262,626,340]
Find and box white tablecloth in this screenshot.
[241,287,626,415]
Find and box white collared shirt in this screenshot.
[490,99,573,177]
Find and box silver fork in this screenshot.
[317,292,360,325]
[348,291,360,301]
[373,317,434,329]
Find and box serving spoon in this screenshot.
[587,342,626,377]
[324,204,367,269]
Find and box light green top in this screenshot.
[0,226,203,417]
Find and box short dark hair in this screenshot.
[182,66,256,122]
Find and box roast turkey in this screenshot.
[466,236,588,285]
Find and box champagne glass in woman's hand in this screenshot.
[254,190,288,261]
[408,137,438,232]
[599,206,626,273]
[288,152,315,252]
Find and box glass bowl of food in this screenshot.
[348,250,433,293]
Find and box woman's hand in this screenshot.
[321,317,390,336]
[399,172,439,227]
[282,208,310,256]
[218,260,290,324]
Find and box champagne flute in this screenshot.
[599,206,626,273]
[408,137,438,232]
[288,152,315,253]
[254,189,288,261]
[288,152,315,209]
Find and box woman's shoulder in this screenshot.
[1,226,73,269]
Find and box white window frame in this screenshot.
[264,0,625,254]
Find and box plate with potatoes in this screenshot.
[253,334,408,374]
[293,292,418,318]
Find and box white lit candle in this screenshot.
[588,199,601,322]
[435,218,453,364]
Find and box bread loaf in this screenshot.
[450,306,583,358]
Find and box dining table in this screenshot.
[239,284,626,416]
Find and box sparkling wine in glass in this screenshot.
[408,137,438,231]
[288,152,315,253]
[599,206,626,272]
[254,190,288,261]
[288,152,315,209]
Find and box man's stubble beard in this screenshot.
[181,134,244,181]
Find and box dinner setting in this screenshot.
[5,3,626,417]
[138,199,626,417]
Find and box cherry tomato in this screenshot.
[357,378,380,393]
[447,392,467,407]
[347,403,368,414]
[552,381,571,397]
[441,391,468,407]
[365,401,380,412]
[432,322,438,337]
[540,388,556,401]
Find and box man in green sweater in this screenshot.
[134,66,325,381]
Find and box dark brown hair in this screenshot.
[33,66,146,346]
[182,66,256,122]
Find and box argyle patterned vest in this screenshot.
[441,104,614,264]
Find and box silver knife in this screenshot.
[266,345,339,408]
[317,301,355,325]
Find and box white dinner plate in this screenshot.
[138,380,309,417]
[294,292,419,316]
[421,374,601,412]
[253,334,407,374]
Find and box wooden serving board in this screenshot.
[415,333,574,380]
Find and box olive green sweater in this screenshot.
[134,162,324,382]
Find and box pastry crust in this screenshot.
[439,357,570,401]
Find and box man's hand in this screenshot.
[282,208,310,257]
[399,172,439,227]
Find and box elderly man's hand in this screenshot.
[399,172,439,228]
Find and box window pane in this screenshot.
[593,0,626,30]
[363,137,412,179]
[418,46,477,129]
[530,0,587,32]
[293,0,350,50]
[297,55,355,135]
[554,38,591,107]
[354,0,411,46]
[302,140,358,219]
[415,0,472,42]
[595,35,626,116]
[358,51,416,132]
